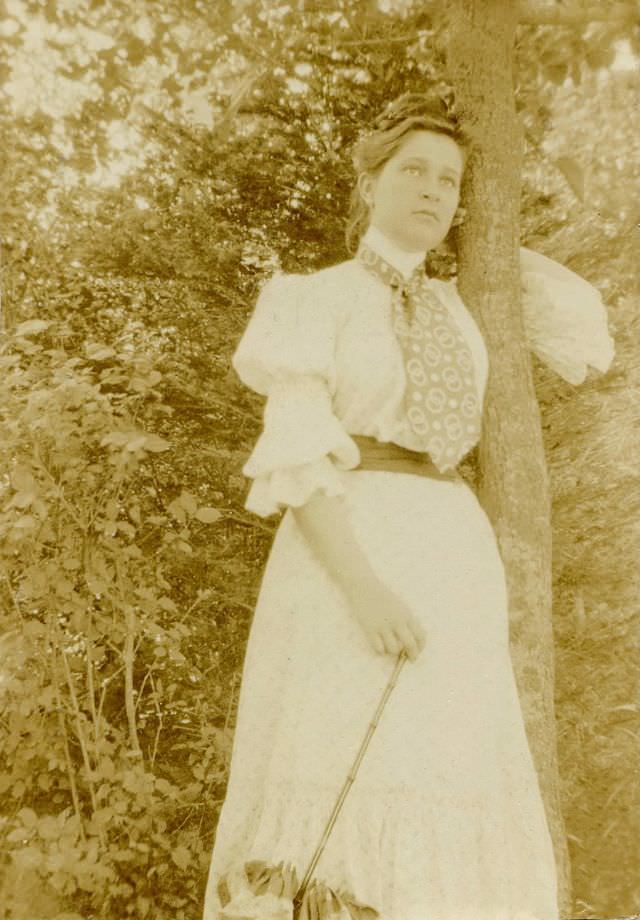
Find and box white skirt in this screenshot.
[203,471,559,920]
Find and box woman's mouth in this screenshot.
[413,210,439,222]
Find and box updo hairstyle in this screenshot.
[345,92,469,253]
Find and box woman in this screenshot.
[203,94,614,920]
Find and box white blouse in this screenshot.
[232,229,615,518]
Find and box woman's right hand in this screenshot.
[347,580,427,662]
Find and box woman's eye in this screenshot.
[403,165,422,176]
[441,176,457,188]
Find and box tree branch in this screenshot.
[517,0,639,26]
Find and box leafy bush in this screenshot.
[0,302,267,918]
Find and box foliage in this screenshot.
[525,68,640,917]
[0,1,638,918]
[0,262,266,917]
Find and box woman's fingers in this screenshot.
[371,626,426,660]
[361,603,427,660]
[382,629,402,657]
[394,625,420,661]
[400,613,428,660]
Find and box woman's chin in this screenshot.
[401,230,444,253]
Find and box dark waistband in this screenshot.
[352,435,461,482]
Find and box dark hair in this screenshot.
[345,92,469,253]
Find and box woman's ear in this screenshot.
[357,171,375,208]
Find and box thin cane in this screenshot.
[292,649,409,918]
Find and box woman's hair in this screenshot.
[345,92,469,253]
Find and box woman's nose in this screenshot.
[421,182,440,201]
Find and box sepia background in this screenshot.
[0,1,638,918]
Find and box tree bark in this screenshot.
[445,1,572,915]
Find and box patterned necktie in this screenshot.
[356,242,481,472]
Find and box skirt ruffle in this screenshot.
[210,780,556,920]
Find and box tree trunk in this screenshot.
[445,2,572,915]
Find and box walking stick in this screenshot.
[291,649,409,919]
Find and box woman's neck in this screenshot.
[361,226,426,279]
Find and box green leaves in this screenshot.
[14,319,52,336]
[141,433,171,452]
[100,429,172,455]
[171,844,191,871]
[168,490,222,525]
[0,302,234,917]
[85,342,116,361]
[6,465,38,510]
[167,491,198,521]
[194,506,222,523]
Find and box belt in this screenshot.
[352,435,462,483]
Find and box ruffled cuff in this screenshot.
[245,458,354,518]
[242,376,361,518]
[520,247,615,385]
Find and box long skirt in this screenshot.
[203,470,559,920]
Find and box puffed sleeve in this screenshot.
[232,272,360,518]
[519,246,615,385]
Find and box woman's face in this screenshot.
[359,129,465,253]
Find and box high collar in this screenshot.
[361,226,427,280]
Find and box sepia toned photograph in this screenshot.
[0,2,638,919]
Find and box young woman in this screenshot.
[203,94,614,920]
